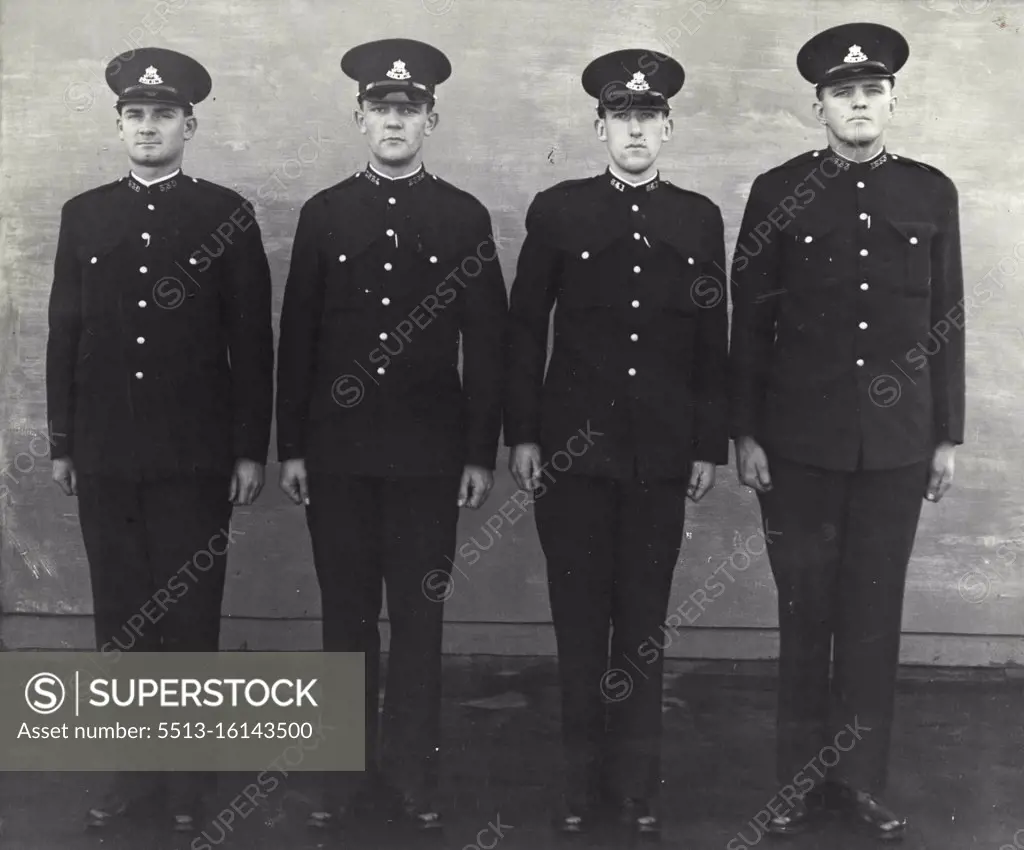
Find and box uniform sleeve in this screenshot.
[930,179,965,445]
[460,207,509,470]
[45,202,81,461]
[503,196,561,447]
[728,174,781,440]
[692,205,729,464]
[222,198,275,464]
[276,200,325,462]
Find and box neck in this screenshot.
[129,161,183,182]
[608,161,658,186]
[826,130,885,163]
[368,155,424,180]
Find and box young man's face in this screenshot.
[117,102,195,168]
[814,77,896,147]
[596,107,673,175]
[355,96,438,167]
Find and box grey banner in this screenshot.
[0,652,364,771]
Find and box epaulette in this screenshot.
[659,178,719,210]
[427,173,489,213]
[764,149,827,175]
[68,179,122,204]
[186,175,248,203]
[308,172,363,203]
[887,152,949,180]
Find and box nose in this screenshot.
[851,89,869,108]
[628,115,643,134]
[384,109,403,127]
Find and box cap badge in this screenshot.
[386,60,411,81]
[625,71,650,92]
[844,44,868,64]
[139,66,164,85]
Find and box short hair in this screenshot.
[358,95,436,112]
[816,76,895,100]
[596,105,671,119]
[117,103,194,117]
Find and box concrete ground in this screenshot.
[1,657,1021,849]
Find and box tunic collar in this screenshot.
[606,166,660,193]
[362,163,429,189]
[127,168,182,193]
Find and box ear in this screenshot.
[812,100,826,124]
[424,109,440,136]
[662,115,674,141]
[116,116,125,141]
[594,116,606,141]
[888,92,898,118]
[183,115,197,140]
[354,107,367,134]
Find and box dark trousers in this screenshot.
[76,473,233,816]
[756,454,928,793]
[305,473,461,806]
[535,473,688,805]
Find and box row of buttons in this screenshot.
[337,254,439,264]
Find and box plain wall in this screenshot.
[2,0,1022,664]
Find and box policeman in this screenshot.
[276,38,507,834]
[46,48,274,832]
[729,23,964,840]
[505,50,728,837]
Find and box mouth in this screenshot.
[626,144,647,150]
[382,138,405,143]
[848,117,870,122]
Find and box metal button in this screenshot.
[388,197,396,205]
[139,266,148,273]
[812,151,820,157]
[381,297,391,306]
[147,204,155,211]
[860,249,869,257]
[138,300,147,308]
[688,257,695,265]
[633,233,641,240]
[429,256,438,263]
[90,257,97,264]
[134,371,144,379]
[142,232,150,240]
[633,265,641,274]
[857,181,865,188]
[631,204,639,212]
[856,359,865,367]
[859,321,868,330]
[631,299,640,308]
[859,213,868,221]
[339,254,347,262]
[189,257,197,265]
[860,282,869,291]
[909,237,918,245]
[136,337,145,344]
[386,229,395,236]
[804,235,813,244]
[630,333,638,342]
[376,367,386,375]
[628,368,637,376]
[581,251,590,259]
[379,332,388,341]
[384,263,393,271]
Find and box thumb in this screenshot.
[228,474,239,503]
[457,473,469,507]
[298,472,310,506]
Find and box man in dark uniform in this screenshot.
[276,38,507,834]
[46,48,274,832]
[505,50,729,838]
[729,23,964,841]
